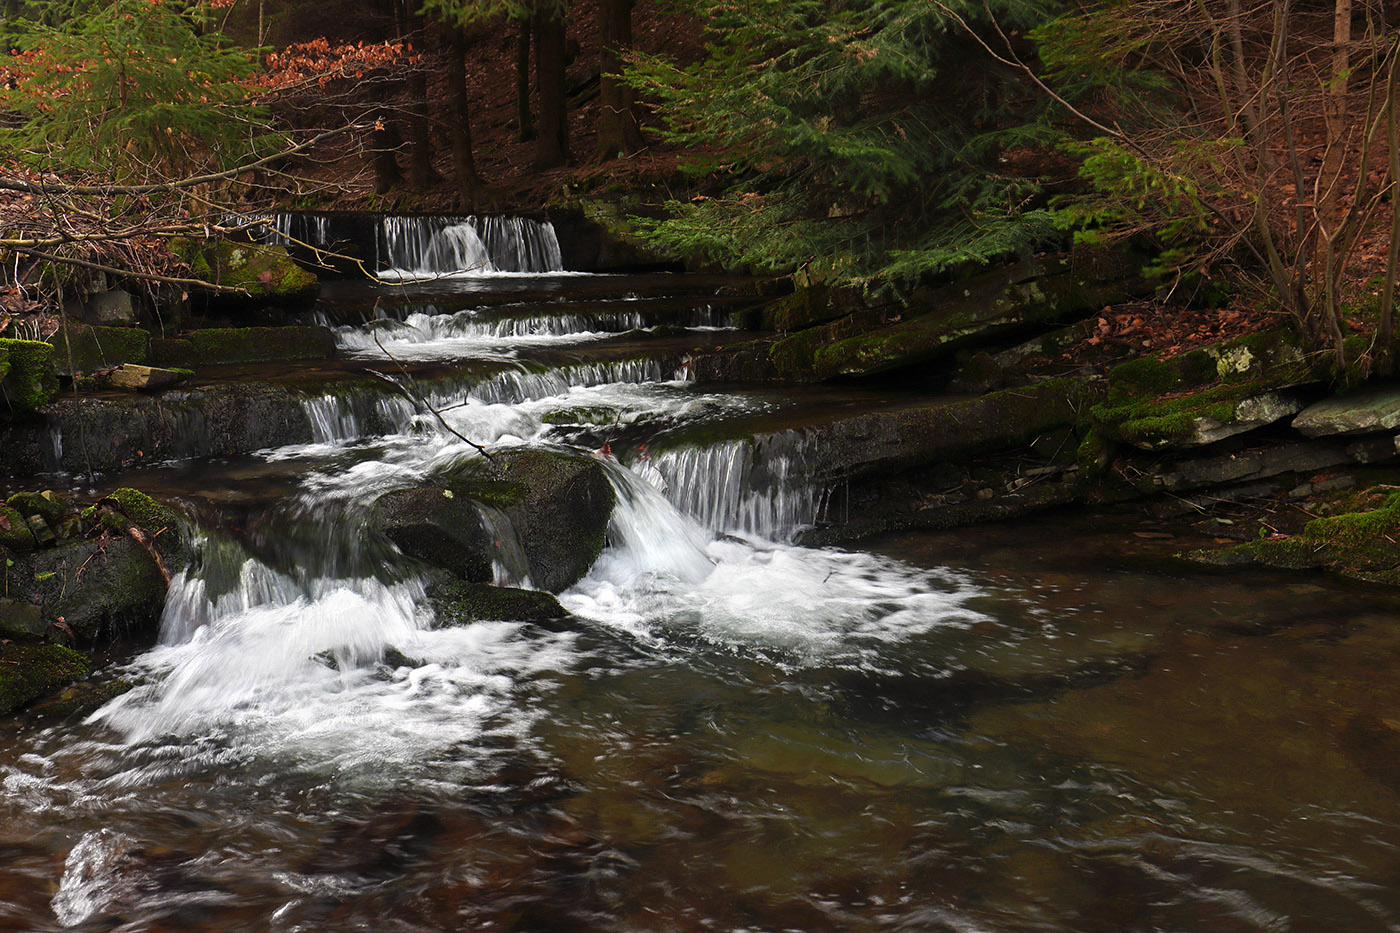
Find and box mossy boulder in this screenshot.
[0,597,45,639]
[173,238,319,303]
[479,449,615,592]
[0,503,37,551]
[186,325,335,365]
[7,490,69,527]
[0,338,58,417]
[370,449,614,593]
[16,536,170,642]
[0,643,91,715]
[47,324,150,376]
[1189,490,1400,584]
[149,337,201,370]
[431,581,567,625]
[370,487,500,583]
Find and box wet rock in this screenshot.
[431,581,567,626]
[27,676,138,720]
[370,488,497,583]
[371,450,614,593]
[20,536,169,642]
[0,338,58,417]
[0,383,323,474]
[0,598,45,639]
[480,450,614,592]
[0,643,91,715]
[1293,384,1400,437]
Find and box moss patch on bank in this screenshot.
[1190,489,1400,583]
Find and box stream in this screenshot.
[3,217,1400,931]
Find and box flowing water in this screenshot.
[3,226,1400,931]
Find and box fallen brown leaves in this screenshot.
[1071,299,1281,362]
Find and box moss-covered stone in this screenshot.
[6,490,69,526]
[432,581,566,625]
[1190,490,1400,584]
[187,325,335,365]
[47,324,150,376]
[172,238,319,302]
[149,337,200,370]
[0,338,58,416]
[0,503,37,551]
[28,676,137,720]
[24,537,169,642]
[0,643,91,715]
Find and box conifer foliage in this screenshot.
[624,0,1060,292]
[1,0,272,179]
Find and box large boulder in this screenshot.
[369,487,497,583]
[370,449,615,593]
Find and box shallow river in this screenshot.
[2,227,1398,931]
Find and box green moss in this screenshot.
[108,488,182,536]
[0,344,8,383]
[445,475,528,510]
[187,326,334,365]
[173,239,318,300]
[149,337,200,370]
[6,491,68,526]
[0,338,58,416]
[1195,491,1400,584]
[0,504,37,551]
[0,644,92,715]
[47,325,150,376]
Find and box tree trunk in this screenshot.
[516,16,535,142]
[532,7,570,170]
[405,29,441,191]
[1319,0,1353,231]
[446,26,481,202]
[594,0,645,160]
[370,114,402,195]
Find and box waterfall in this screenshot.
[642,431,827,542]
[301,391,419,444]
[379,215,564,278]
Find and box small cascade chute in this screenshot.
[644,432,826,542]
[378,214,564,279]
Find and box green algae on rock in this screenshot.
[431,581,567,625]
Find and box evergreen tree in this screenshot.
[0,0,274,179]
[624,0,1060,293]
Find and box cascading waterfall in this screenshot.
[642,432,827,541]
[378,215,564,278]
